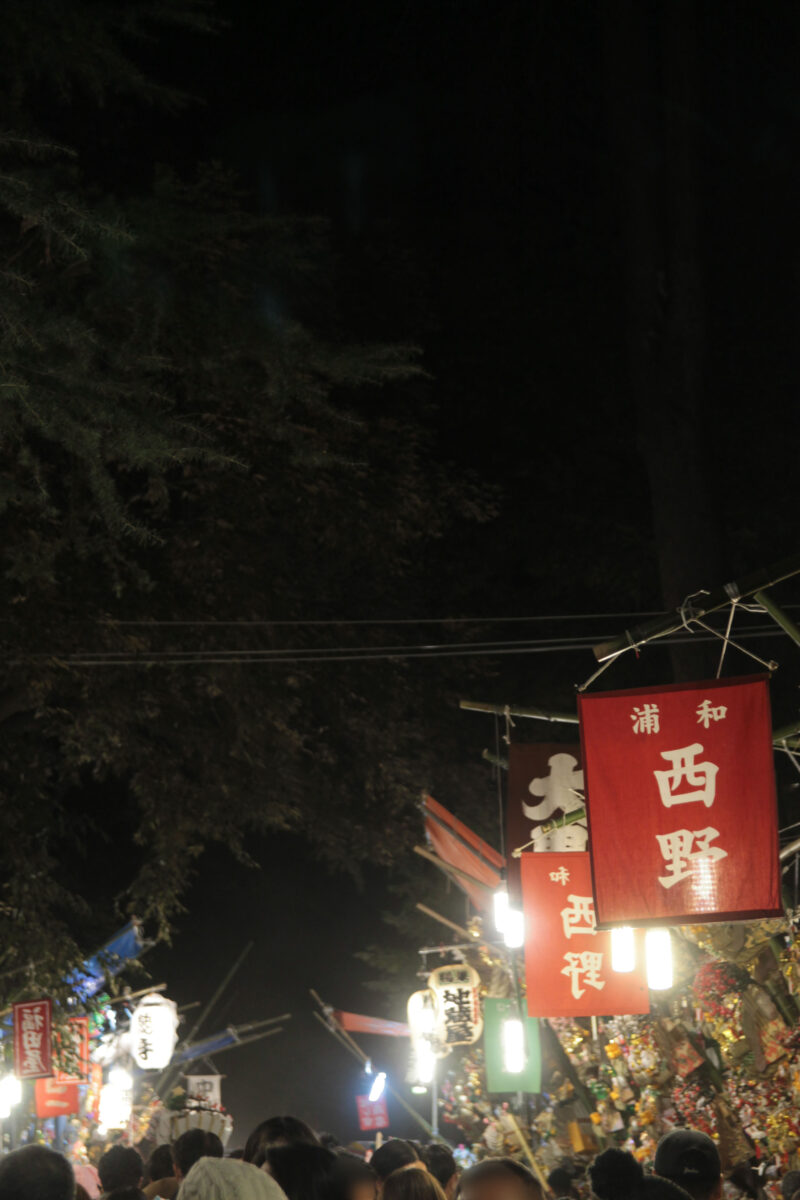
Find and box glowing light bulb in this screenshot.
[502,1018,525,1074]
[503,908,524,949]
[611,927,635,973]
[369,1071,386,1102]
[493,889,510,934]
[646,928,673,990]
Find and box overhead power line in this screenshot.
[14,623,786,667]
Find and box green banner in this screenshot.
[483,997,541,1094]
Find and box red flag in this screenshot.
[13,999,53,1079]
[578,675,782,926]
[334,1012,410,1037]
[507,744,585,906]
[521,852,649,1018]
[356,1094,389,1132]
[423,795,504,913]
[35,1077,80,1118]
[55,1016,90,1083]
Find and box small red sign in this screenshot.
[55,1016,90,1083]
[356,1094,389,1132]
[578,675,782,926]
[521,852,650,1018]
[35,1077,80,1118]
[13,999,53,1079]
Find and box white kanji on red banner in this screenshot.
[579,675,781,925]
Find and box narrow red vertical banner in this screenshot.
[13,999,53,1079]
[521,852,649,1018]
[578,675,781,926]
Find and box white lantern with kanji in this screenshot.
[131,993,179,1070]
[427,964,482,1047]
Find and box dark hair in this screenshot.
[426,1147,458,1191]
[383,1169,447,1200]
[334,1152,377,1200]
[783,1175,800,1200]
[99,1146,144,1192]
[590,1150,692,1200]
[106,1190,146,1200]
[547,1169,576,1198]
[459,1159,542,1200]
[370,1141,420,1182]
[244,1116,320,1168]
[0,1146,75,1200]
[267,1143,341,1200]
[147,1144,175,1183]
[173,1128,224,1177]
[76,1187,92,1200]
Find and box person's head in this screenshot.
[333,1153,377,1200]
[383,1168,446,1200]
[148,1145,176,1184]
[547,1169,578,1200]
[654,1132,723,1200]
[0,1146,75,1200]
[106,1190,145,1200]
[181,1157,288,1200]
[783,1176,800,1200]
[425,1147,458,1200]
[173,1130,225,1182]
[76,1187,92,1200]
[99,1146,144,1193]
[458,1159,542,1200]
[244,1118,320,1168]
[266,1143,340,1200]
[590,1149,692,1200]
[370,1141,421,1184]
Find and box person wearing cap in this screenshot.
[654,1130,723,1200]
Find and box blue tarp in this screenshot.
[173,1029,238,1063]
[67,922,144,1000]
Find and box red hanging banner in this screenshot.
[55,1016,90,1083]
[521,852,649,1018]
[507,743,585,906]
[578,675,781,926]
[35,1078,81,1119]
[13,999,53,1079]
[356,1094,389,1132]
[333,1012,410,1038]
[422,795,504,915]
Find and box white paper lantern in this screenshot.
[131,993,179,1070]
[427,964,483,1047]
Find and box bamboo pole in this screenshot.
[311,1006,442,1142]
[755,590,800,650]
[459,700,579,725]
[592,554,800,662]
[413,845,495,891]
[505,1111,550,1193]
[415,903,478,942]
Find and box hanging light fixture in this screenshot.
[99,1066,133,1130]
[503,908,524,949]
[368,1071,387,1102]
[0,1075,21,1119]
[645,928,673,990]
[501,1018,525,1074]
[131,993,179,1071]
[493,888,510,934]
[610,927,635,973]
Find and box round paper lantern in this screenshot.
[131,993,179,1070]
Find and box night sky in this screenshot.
[62,0,800,1147]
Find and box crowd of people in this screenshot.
[0,1116,784,1200]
